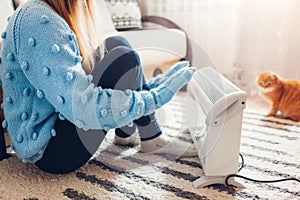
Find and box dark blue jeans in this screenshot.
[36,36,162,174]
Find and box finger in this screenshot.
[147,74,163,87]
[169,66,196,82]
[154,61,190,86]
[167,67,196,93]
[164,61,190,78]
[147,61,190,88]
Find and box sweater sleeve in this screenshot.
[15,5,157,131]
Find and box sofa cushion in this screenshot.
[105,0,142,31]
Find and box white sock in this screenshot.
[140,134,170,153]
[140,134,198,157]
[114,132,140,146]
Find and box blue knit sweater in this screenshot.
[0,0,158,163]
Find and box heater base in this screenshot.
[193,175,246,189]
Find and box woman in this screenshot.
[0,0,195,174]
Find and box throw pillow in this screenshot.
[105,0,143,31]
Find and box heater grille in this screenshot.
[221,77,240,94]
[194,72,222,104]
[195,67,240,104]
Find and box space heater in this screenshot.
[187,66,247,188]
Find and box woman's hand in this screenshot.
[149,66,196,108]
[147,61,190,90]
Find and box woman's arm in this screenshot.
[15,5,194,131]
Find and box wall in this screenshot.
[138,0,300,94]
[235,0,300,93]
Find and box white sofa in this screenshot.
[95,0,187,67]
[0,0,214,68]
[0,0,187,67]
[97,0,215,69]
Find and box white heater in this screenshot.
[187,66,247,188]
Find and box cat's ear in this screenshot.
[270,72,277,80]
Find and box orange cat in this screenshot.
[256,71,300,121]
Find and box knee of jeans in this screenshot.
[113,46,141,70]
[105,36,132,48]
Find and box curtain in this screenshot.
[138,0,300,94]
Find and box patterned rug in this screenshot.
[0,93,299,200]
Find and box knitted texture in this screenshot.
[0,0,153,163]
[0,0,194,163]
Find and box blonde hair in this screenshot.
[42,0,104,73]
